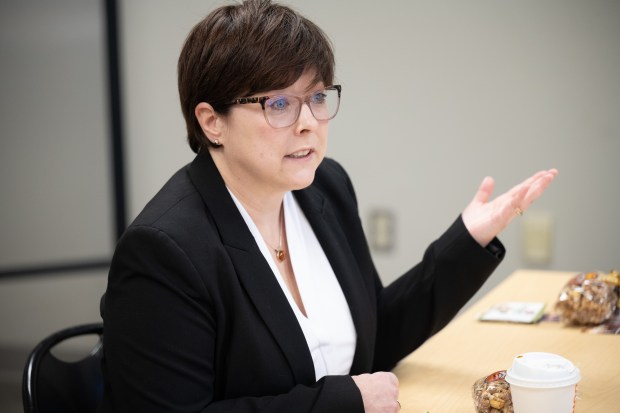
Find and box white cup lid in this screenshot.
[505,352,581,388]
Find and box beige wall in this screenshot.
[1,0,619,349]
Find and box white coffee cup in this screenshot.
[505,352,580,413]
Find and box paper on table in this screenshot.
[478,302,546,324]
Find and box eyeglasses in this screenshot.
[229,85,341,129]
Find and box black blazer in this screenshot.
[101,151,504,413]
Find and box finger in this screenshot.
[506,169,556,207]
[508,171,557,215]
[377,371,399,387]
[509,170,553,202]
[523,169,556,186]
[511,180,530,207]
[391,372,399,387]
[547,168,559,177]
[472,176,495,204]
[522,171,558,207]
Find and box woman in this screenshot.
[101,1,557,412]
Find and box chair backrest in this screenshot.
[22,323,104,413]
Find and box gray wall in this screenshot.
[0,0,111,349]
[121,0,620,304]
[1,0,619,351]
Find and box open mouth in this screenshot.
[286,149,312,159]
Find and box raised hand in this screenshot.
[461,169,558,247]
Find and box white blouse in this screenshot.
[229,190,357,380]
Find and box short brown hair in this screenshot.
[178,0,336,153]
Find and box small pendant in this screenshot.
[274,249,285,262]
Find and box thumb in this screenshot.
[472,176,495,204]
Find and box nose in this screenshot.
[295,102,318,133]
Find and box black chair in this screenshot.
[22,323,104,413]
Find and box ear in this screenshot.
[195,102,224,144]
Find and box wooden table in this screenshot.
[393,270,619,412]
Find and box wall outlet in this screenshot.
[369,209,395,252]
[520,211,553,265]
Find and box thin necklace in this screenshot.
[267,207,286,262]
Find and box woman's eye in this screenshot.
[267,97,289,111]
[310,92,327,104]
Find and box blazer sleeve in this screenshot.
[317,159,504,372]
[373,216,504,371]
[101,225,364,413]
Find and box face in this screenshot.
[212,71,329,199]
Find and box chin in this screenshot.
[288,172,317,191]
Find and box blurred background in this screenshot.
[1,0,618,410]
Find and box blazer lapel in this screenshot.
[294,186,375,374]
[188,151,316,384]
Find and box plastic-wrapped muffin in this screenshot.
[473,370,514,413]
[555,271,619,325]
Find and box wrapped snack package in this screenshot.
[555,271,619,325]
[473,370,514,413]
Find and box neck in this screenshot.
[210,149,285,223]
[210,149,287,258]
[224,177,285,255]
[246,198,285,263]
[227,184,284,229]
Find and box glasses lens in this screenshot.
[309,88,340,121]
[263,87,341,128]
[264,95,299,128]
